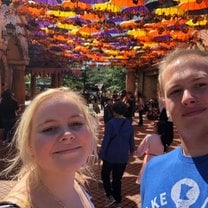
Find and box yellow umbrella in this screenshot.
[92,2,121,13]
[56,22,79,31]
[186,19,208,26]
[155,6,184,16]
[46,10,76,17]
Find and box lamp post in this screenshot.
[5,22,16,36]
[81,65,87,94]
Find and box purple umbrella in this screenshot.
[79,0,109,4]
[67,16,91,26]
[33,30,48,37]
[122,6,149,14]
[34,0,59,6]
[152,34,171,42]
[107,17,125,25]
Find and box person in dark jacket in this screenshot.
[99,101,135,208]
[158,107,174,152]
[103,98,114,125]
[0,89,19,144]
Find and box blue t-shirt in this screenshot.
[141,146,208,208]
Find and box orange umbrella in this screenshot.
[170,30,193,41]
[178,0,208,14]
[120,20,138,29]
[81,13,105,21]
[79,26,100,35]
[62,1,91,9]
[111,0,143,7]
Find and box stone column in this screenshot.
[12,65,26,107]
[126,67,136,93]
[30,74,36,98]
[51,73,59,88]
[58,73,63,87]
[136,72,145,95]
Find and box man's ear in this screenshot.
[162,99,173,121]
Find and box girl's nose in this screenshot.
[58,129,75,143]
[181,90,197,106]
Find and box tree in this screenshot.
[83,66,126,92]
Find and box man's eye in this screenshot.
[195,83,207,88]
[168,89,182,96]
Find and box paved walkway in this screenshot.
[0,112,181,208]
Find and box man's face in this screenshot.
[162,55,208,142]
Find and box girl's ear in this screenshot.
[162,98,166,108]
[28,140,34,156]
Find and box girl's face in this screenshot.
[30,95,93,174]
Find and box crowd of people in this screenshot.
[0,47,208,208]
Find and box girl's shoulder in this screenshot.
[0,202,20,207]
[3,179,31,208]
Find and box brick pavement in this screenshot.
[0,112,180,208]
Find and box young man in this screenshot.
[141,48,208,208]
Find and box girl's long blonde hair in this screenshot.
[2,87,98,185]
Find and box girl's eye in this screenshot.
[69,122,84,130]
[41,126,58,134]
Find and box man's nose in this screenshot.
[181,89,197,106]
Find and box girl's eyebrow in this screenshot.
[192,76,207,82]
[37,114,84,128]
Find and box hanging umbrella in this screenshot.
[34,0,59,6]
[62,1,91,9]
[144,0,178,12]
[178,0,208,15]
[144,0,161,12]
[111,0,143,7]
[92,2,121,12]
[79,0,109,4]
[122,5,149,15]
[155,6,184,16]
[120,20,138,28]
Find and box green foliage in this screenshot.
[63,74,83,90]
[63,66,126,92]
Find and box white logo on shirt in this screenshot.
[171,178,200,208]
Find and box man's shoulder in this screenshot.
[148,147,181,165]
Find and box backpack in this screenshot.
[157,121,174,151]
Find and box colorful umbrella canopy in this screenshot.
[4,0,208,71]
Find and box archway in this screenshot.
[0,60,5,94]
[6,35,27,107]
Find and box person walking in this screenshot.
[99,101,135,208]
[137,92,145,127]
[123,91,136,123]
[0,89,19,145]
[103,98,114,125]
[135,123,164,184]
[141,48,208,207]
